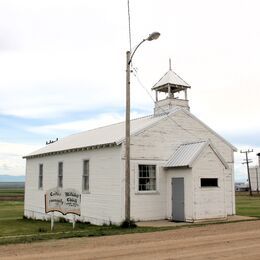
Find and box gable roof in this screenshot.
[24,106,236,159]
[179,109,237,151]
[23,112,170,159]
[152,70,190,90]
[165,140,229,169]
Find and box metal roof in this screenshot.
[24,112,172,158]
[165,140,229,169]
[24,106,236,159]
[165,141,207,168]
[152,70,190,90]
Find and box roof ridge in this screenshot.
[170,70,190,86]
[59,114,155,139]
[152,70,169,89]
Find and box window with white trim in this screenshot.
[58,162,63,188]
[39,164,43,189]
[82,160,89,192]
[138,165,156,191]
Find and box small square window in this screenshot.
[201,178,218,187]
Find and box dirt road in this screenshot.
[1,220,260,260]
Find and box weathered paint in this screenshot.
[24,106,235,225]
[192,145,227,219]
[24,146,123,225]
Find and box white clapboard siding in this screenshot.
[24,146,123,225]
[193,146,227,219]
[127,109,235,220]
[130,161,167,221]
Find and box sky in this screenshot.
[0,0,259,181]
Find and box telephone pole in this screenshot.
[241,149,253,196]
[255,167,259,194]
[124,32,160,223]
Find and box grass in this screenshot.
[0,188,24,200]
[236,195,260,218]
[0,188,24,196]
[0,200,161,245]
[0,194,259,245]
[0,201,24,220]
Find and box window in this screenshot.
[138,165,156,191]
[201,178,218,187]
[82,160,89,192]
[39,164,43,189]
[58,162,63,188]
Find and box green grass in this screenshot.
[0,195,259,245]
[0,201,161,245]
[0,201,24,220]
[236,195,260,218]
[0,188,24,197]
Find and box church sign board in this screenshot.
[45,188,81,216]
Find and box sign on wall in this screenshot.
[45,188,81,216]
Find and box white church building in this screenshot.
[24,66,236,225]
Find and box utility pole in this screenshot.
[125,50,131,223]
[256,167,259,194]
[257,153,260,194]
[241,149,253,196]
[124,32,160,224]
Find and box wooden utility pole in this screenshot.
[125,51,131,222]
[124,32,160,224]
[255,167,259,194]
[241,149,253,196]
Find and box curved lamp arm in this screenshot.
[128,32,160,65]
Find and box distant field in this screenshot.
[0,189,24,196]
[0,188,24,201]
[0,182,24,189]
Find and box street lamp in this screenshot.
[125,32,160,224]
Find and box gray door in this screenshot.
[172,177,185,221]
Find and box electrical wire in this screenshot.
[132,68,203,141]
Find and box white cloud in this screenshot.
[0,142,40,176]
[0,0,260,177]
[26,111,146,135]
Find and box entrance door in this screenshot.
[172,177,185,221]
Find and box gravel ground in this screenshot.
[1,220,260,260]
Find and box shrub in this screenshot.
[120,219,137,228]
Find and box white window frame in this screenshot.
[38,163,43,189]
[135,163,159,194]
[58,161,63,188]
[82,160,90,193]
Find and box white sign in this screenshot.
[45,188,81,215]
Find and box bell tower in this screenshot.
[152,59,191,115]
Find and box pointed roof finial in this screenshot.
[169,58,172,71]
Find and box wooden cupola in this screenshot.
[152,59,191,115]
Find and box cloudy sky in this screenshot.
[0,0,259,181]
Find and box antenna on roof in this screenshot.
[169,58,172,71]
